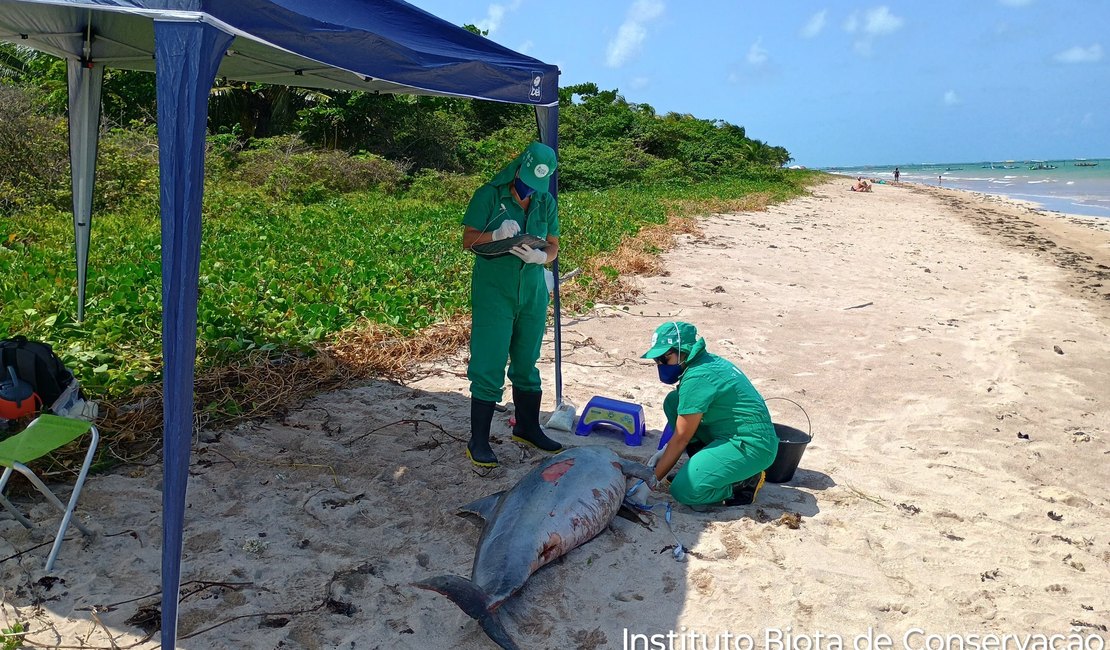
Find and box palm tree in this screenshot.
[208,80,332,140]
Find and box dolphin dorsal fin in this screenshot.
[457,491,506,523]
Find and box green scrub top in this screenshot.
[675,348,775,444]
[463,182,559,257]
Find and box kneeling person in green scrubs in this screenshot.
[644,322,777,507]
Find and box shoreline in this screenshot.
[828,169,1110,221]
[2,179,1107,649]
[903,182,1110,304]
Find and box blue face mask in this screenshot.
[514,176,535,199]
[657,362,683,385]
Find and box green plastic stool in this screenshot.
[0,414,100,571]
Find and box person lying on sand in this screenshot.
[643,321,776,511]
[851,177,872,192]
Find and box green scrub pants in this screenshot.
[663,390,778,506]
[468,260,548,403]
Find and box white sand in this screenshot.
[3,180,1108,649]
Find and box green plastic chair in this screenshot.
[0,414,100,571]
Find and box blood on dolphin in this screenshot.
[541,458,574,482]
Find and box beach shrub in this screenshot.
[0,85,68,214]
[557,139,655,191]
[95,127,159,211]
[228,135,406,200]
[404,169,482,205]
[0,86,158,215]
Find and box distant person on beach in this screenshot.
[461,141,562,468]
[938,175,943,186]
[894,167,900,182]
[643,321,777,509]
[851,177,872,192]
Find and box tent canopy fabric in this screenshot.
[0,2,560,648]
[0,0,559,103]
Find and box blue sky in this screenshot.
[406,0,1109,169]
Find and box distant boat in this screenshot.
[1074,161,1098,167]
[1029,163,1057,170]
[999,165,1018,169]
[945,167,963,171]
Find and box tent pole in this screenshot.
[153,19,233,650]
[535,105,562,405]
[66,59,103,323]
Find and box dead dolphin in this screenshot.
[414,445,655,650]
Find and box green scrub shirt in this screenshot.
[662,347,778,505]
[463,174,559,403]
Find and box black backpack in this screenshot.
[0,336,77,411]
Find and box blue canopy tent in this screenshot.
[0,1,561,645]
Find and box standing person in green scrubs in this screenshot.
[461,142,563,468]
[643,321,777,508]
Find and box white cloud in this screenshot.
[475,0,522,35]
[943,90,961,106]
[861,6,904,35]
[998,0,1033,6]
[606,0,665,68]
[844,6,904,55]
[517,39,534,55]
[747,38,768,66]
[1053,44,1103,64]
[801,10,827,38]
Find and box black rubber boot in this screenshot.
[510,387,563,453]
[467,398,499,468]
[724,471,766,506]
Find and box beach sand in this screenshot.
[2,179,1108,649]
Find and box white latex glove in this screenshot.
[544,269,554,294]
[626,479,651,504]
[510,244,547,265]
[647,448,666,469]
[491,220,520,241]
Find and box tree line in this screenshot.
[0,36,791,211]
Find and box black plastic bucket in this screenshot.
[765,424,811,483]
[763,398,813,484]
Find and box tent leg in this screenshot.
[535,106,563,405]
[67,61,103,323]
[153,19,233,650]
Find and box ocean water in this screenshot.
[828,159,1110,218]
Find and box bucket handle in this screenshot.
[765,396,812,439]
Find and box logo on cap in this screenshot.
[533,164,550,178]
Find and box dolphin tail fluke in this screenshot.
[413,575,519,650]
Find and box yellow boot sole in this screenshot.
[511,434,562,453]
[465,448,498,468]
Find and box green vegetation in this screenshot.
[1,622,24,650]
[0,42,815,409]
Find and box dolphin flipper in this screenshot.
[616,458,656,484]
[413,575,519,650]
[457,491,506,526]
